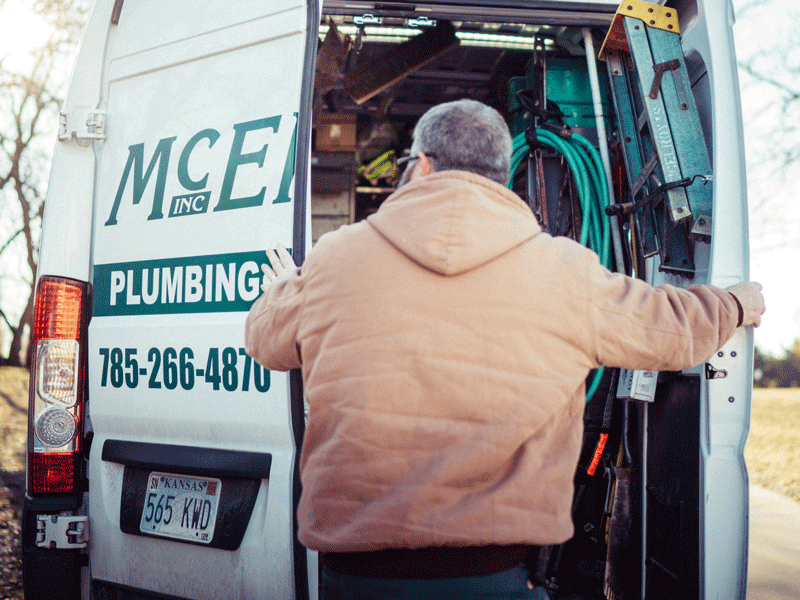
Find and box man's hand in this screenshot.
[261,244,297,292]
[726,282,766,327]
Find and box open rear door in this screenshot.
[604,1,751,598]
[87,1,316,598]
[307,2,751,599]
[683,1,752,598]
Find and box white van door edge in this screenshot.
[291,1,321,598]
[685,1,752,598]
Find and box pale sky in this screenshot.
[0,0,798,355]
[732,0,800,354]
[0,1,51,352]
[0,0,50,68]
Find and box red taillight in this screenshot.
[28,276,89,496]
[33,278,84,339]
[28,453,81,495]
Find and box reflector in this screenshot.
[28,452,79,495]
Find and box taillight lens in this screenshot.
[28,276,89,495]
[28,453,82,495]
[36,340,80,406]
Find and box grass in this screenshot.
[0,366,28,474]
[746,388,800,504]
[0,366,27,600]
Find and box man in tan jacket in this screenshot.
[245,99,764,600]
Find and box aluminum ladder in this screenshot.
[600,0,713,278]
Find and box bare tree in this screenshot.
[0,0,88,365]
[733,0,800,267]
[736,0,800,170]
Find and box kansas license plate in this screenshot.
[139,472,222,544]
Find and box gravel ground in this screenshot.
[0,367,28,600]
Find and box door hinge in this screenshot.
[36,515,89,549]
[59,107,107,142]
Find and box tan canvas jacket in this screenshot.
[245,171,738,552]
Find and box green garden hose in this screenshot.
[509,128,611,401]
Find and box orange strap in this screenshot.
[587,432,609,476]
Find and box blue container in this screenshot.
[509,57,612,137]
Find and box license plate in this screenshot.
[139,472,221,544]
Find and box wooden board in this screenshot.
[343,21,460,105]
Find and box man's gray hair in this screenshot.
[410,99,512,185]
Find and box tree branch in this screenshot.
[738,61,800,102]
[0,306,15,333]
[0,227,23,257]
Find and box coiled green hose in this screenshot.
[509,128,612,401]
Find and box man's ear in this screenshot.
[417,152,433,177]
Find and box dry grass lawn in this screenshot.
[746,388,800,505]
[0,366,27,600]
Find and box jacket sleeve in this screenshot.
[585,254,739,372]
[244,266,304,371]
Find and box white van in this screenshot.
[23,0,752,598]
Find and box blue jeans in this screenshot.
[320,565,552,600]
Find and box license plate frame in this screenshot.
[139,472,222,544]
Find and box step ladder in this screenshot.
[600,0,713,278]
[599,5,716,597]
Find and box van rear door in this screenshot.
[87,1,315,598]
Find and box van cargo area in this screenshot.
[312,5,620,242]
[309,2,709,599]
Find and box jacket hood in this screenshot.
[367,171,541,275]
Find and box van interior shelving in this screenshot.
[311,2,619,239]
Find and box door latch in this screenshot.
[705,363,728,380]
[36,515,89,549]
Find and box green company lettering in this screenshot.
[92,250,287,317]
[273,113,298,204]
[99,346,271,393]
[215,116,281,212]
[104,115,297,226]
[178,129,220,191]
[105,137,177,225]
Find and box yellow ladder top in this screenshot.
[599,0,681,60]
